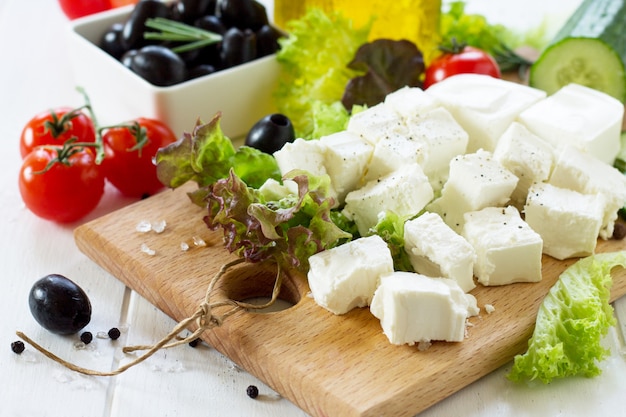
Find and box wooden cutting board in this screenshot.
[74,182,626,417]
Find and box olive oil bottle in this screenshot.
[273,0,442,64]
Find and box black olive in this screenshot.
[28,274,92,335]
[220,27,256,68]
[256,24,283,58]
[100,22,127,60]
[121,0,171,50]
[120,49,138,68]
[245,113,295,154]
[194,14,227,35]
[187,64,217,80]
[218,0,268,31]
[129,45,187,86]
[176,0,217,23]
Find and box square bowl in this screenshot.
[66,6,280,139]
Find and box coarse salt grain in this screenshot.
[136,220,152,233]
[151,220,167,233]
[180,242,190,251]
[485,304,496,314]
[141,243,156,256]
[192,236,207,247]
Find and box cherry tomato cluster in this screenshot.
[18,96,177,224]
[423,43,501,89]
[57,0,139,20]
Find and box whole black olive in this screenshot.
[120,49,138,68]
[220,27,256,68]
[245,113,295,154]
[129,45,187,86]
[218,0,268,31]
[121,0,171,50]
[256,24,283,57]
[28,274,92,335]
[187,64,217,80]
[194,14,227,35]
[176,0,217,23]
[100,22,127,60]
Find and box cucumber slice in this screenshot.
[529,37,626,102]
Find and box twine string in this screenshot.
[16,258,284,377]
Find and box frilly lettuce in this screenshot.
[369,211,414,272]
[274,8,370,139]
[508,251,626,383]
[205,169,352,271]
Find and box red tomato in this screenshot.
[19,146,105,223]
[20,107,96,159]
[101,118,177,198]
[57,0,111,19]
[110,0,139,7]
[423,46,501,89]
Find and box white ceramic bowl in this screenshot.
[66,6,280,139]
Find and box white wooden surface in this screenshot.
[1,0,625,416]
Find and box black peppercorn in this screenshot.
[11,340,25,354]
[80,331,93,344]
[108,327,121,340]
[189,338,201,348]
[246,385,259,399]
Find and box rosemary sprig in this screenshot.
[144,17,222,53]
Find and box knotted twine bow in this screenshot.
[16,258,284,376]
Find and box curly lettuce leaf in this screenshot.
[342,39,424,109]
[508,251,626,383]
[274,8,370,139]
[204,169,351,271]
[310,100,351,139]
[155,113,281,197]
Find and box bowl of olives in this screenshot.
[67,0,283,139]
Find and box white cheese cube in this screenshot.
[525,182,606,260]
[370,271,478,344]
[273,138,338,204]
[517,83,623,164]
[343,164,434,236]
[493,122,554,209]
[384,86,440,120]
[363,131,427,182]
[428,149,518,231]
[307,235,393,315]
[406,107,469,190]
[425,73,546,152]
[404,212,476,292]
[319,131,373,205]
[346,102,409,145]
[462,206,543,286]
[549,145,626,239]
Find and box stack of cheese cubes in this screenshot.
[273,74,626,347]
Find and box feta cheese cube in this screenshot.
[493,122,554,209]
[384,86,440,120]
[307,235,394,315]
[346,102,408,145]
[549,145,626,239]
[462,206,543,286]
[425,73,546,152]
[525,182,606,260]
[363,130,427,182]
[517,83,624,164]
[343,164,434,236]
[273,138,338,204]
[404,212,476,292]
[319,130,373,205]
[405,107,469,189]
[370,271,478,345]
[428,149,518,231]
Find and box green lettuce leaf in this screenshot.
[369,211,414,272]
[508,251,626,383]
[310,100,351,139]
[155,113,281,197]
[205,169,352,271]
[274,8,370,139]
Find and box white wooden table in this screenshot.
[1,0,625,416]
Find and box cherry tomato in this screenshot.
[19,146,105,223]
[20,107,96,159]
[101,118,177,198]
[423,46,501,89]
[57,0,111,20]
